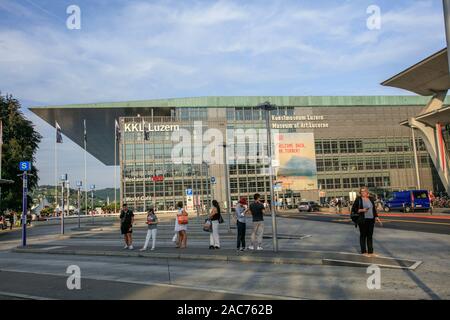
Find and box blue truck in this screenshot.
[383,190,431,213]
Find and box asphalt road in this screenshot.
[0,270,275,300]
[278,211,450,235]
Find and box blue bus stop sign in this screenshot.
[19,161,31,171]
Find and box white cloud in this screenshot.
[0,0,445,105]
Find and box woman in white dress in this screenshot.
[175,201,188,248]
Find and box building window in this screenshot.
[323,141,331,154]
[339,141,348,153]
[315,141,323,154]
[343,178,350,188]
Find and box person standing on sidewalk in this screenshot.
[140,206,158,251]
[120,203,135,250]
[8,212,14,230]
[235,197,249,251]
[175,201,188,248]
[249,193,266,251]
[208,200,222,249]
[351,186,383,257]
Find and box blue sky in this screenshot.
[0,0,447,188]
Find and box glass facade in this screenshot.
[120,104,440,212]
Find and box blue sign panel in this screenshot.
[19,161,31,171]
[211,177,216,184]
[185,189,193,196]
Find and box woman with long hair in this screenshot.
[208,200,222,249]
[140,206,158,251]
[175,201,188,248]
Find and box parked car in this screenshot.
[383,190,431,213]
[298,201,321,212]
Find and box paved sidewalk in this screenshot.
[14,244,421,270]
[13,217,423,270]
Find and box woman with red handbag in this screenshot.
[175,201,188,248]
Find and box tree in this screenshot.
[0,93,42,212]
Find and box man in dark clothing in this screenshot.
[120,204,134,250]
[249,193,265,250]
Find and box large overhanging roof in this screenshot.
[30,95,442,166]
[381,48,450,96]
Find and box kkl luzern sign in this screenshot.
[124,122,180,132]
[271,114,329,129]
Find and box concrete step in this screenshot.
[13,244,423,270]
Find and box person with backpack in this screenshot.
[235,197,249,251]
[208,200,222,249]
[120,203,135,250]
[351,186,383,257]
[140,206,158,251]
[175,201,188,249]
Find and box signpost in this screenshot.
[258,101,279,252]
[90,184,95,224]
[76,181,82,228]
[185,188,194,211]
[60,174,68,234]
[19,161,31,246]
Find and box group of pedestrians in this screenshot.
[234,193,265,251]
[199,193,267,251]
[120,187,382,257]
[119,192,268,252]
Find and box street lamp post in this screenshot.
[202,161,212,211]
[67,181,70,218]
[21,171,28,246]
[222,143,232,233]
[90,184,95,224]
[60,173,67,234]
[76,181,82,228]
[258,101,279,252]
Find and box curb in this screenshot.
[12,247,418,270]
[12,247,323,267]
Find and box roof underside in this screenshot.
[381,48,450,96]
[30,96,449,166]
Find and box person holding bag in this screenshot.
[351,186,383,257]
[203,218,212,232]
[208,200,222,249]
[140,206,158,251]
[175,201,188,249]
[120,203,134,250]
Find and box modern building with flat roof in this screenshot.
[30,95,450,212]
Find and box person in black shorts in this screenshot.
[120,203,135,250]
